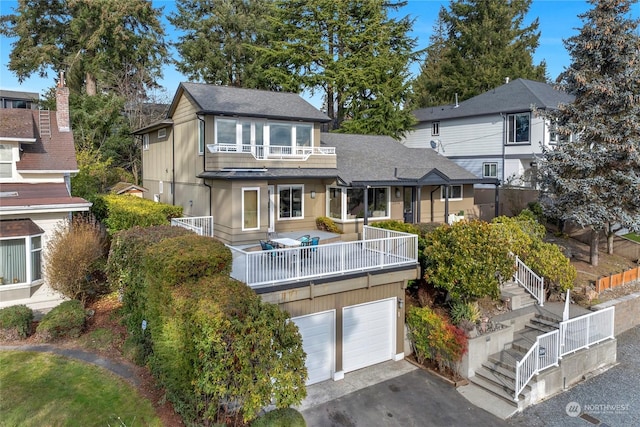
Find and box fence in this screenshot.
[227,230,418,288]
[514,255,545,306]
[596,266,640,292]
[171,216,214,237]
[514,306,615,401]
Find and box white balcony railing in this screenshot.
[227,228,418,288]
[207,143,336,160]
[514,255,545,306]
[171,216,214,237]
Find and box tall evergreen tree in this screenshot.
[169,0,279,89]
[539,0,640,266]
[413,0,546,107]
[266,0,420,138]
[0,0,167,96]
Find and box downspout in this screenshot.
[501,113,506,185]
[197,114,212,216]
[172,128,176,206]
[444,184,450,223]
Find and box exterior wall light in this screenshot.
[395,188,401,198]
[310,191,316,199]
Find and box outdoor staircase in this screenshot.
[468,312,561,411]
[501,280,538,310]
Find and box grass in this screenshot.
[623,232,640,243]
[0,351,162,427]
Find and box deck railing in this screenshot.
[227,229,418,288]
[514,306,615,401]
[514,255,545,306]
[171,216,214,237]
[207,143,336,160]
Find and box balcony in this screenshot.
[227,226,418,288]
[207,143,336,160]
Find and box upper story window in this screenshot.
[142,134,149,151]
[157,128,166,139]
[507,113,530,144]
[441,185,463,201]
[549,121,571,145]
[431,121,440,136]
[483,162,498,178]
[278,185,303,219]
[198,119,205,155]
[0,144,13,179]
[215,117,312,148]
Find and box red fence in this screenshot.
[596,266,640,292]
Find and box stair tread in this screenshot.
[475,366,519,387]
[480,363,519,381]
[468,375,524,405]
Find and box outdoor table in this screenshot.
[271,237,302,248]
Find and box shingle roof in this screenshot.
[413,78,575,122]
[198,168,340,180]
[174,82,332,123]
[0,109,78,172]
[0,183,90,211]
[322,133,489,185]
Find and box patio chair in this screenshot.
[309,236,320,251]
[260,240,279,257]
[297,235,311,245]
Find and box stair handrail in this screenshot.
[514,329,559,401]
[513,255,545,306]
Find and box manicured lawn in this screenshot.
[0,351,162,427]
[624,232,640,243]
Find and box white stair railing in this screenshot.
[513,255,545,306]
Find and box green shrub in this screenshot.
[106,225,193,364]
[252,408,306,427]
[406,305,468,372]
[449,301,480,325]
[0,305,34,339]
[45,214,110,305]
[315,216,342,234]
[36,300,86,341]
[96,194,183,235]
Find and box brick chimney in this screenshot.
[55,71,70,132]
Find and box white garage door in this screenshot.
[343,298,395,373]
[291,310,335,385]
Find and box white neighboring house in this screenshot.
[402,78,575,188]
[0,82,91,312]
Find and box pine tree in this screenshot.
[413,0,546,107]
[0,0,167,96]
[539,0,640,266]
[169,0,279,89]
[266,0,419,138]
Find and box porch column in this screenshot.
[494,183,500,218]
[363,186,370,226]
[444,184,450,223]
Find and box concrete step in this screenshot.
[475,366,520,392]
[528,319,558,333]
[512,337,535,353]
[487,348,524,371]
[481,362,519,381]
[468,374,525,408]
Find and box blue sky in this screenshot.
[1,0,638,108]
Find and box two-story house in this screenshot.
[0,82,91,307]
[402,78,575,190]
[135,82,498,385]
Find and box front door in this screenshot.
[268,185,275,233]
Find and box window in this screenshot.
[431,121,440,136]
[483,162,498,178]
[0,234,42,286]
[216,118,236,145]
[328,187,343,219]
[441,185,463,201]
[198,119,205,155]
[242,188,259,230]
[279,185,303,219]
[549,121,570,144]
[0,144,12,178]
[142,134,149,151]
[270,124,292,147]
[214,118,311,150]
[296,124,312,147]
[157,128,166,139]
[507,113,530,144]
[346,187,389,219]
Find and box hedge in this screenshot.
[93,194,183,235]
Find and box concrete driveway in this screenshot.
[301,363,508,427]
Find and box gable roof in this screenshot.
[322,133,493,186]
[170,82,332,123]
[413,78,575,122]
[0,109,79,172]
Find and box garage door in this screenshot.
[343,298,395,373]
[291,310,335,385]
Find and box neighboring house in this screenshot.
[0,82,91,305]
[134,82,498,386]
[0,89,39,110]
[402,78,575,189]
